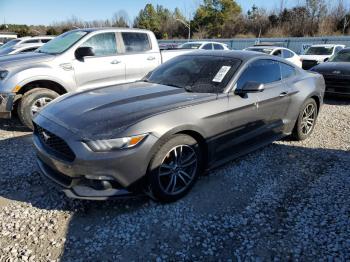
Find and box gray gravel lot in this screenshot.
[0,98,349,261]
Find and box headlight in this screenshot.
[84,134,148,152]
[0,70,8,80]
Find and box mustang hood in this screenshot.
[311,62,350,75]
[37,82,216,139]
[0,52,54,69]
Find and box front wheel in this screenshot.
[147,134,202,202]
[17,88,59,130]
[292,98,318,141]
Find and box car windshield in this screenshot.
[146,55,241,93]
[305,46,333,55]
[0,39,20,50]
[37,30,88,54]
[0,47,14,55]
[179,43,202,49]
[329,50,350,62]
[247,48,273,54]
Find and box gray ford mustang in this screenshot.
[33,51,325,202]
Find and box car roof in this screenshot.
[247,46,291,50]
[17,36,54,40]
[182,50,267,61]
[310,44,344,47]
[70,27,152,34]
[182,41,226,45]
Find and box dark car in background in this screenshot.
[33,51,325,202]
[310,48,350,96]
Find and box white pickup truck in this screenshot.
[300,44,345,70]
[0,28,191,128]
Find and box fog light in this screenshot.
[89,180,113,190]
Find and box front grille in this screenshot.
[323,74,350,94]
[302,60,318,70]
[34,124,76,162]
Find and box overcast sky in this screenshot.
[0,0,320,26]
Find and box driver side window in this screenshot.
[80,33,117,56]
[202,44,213,50]
[236,59,282,90]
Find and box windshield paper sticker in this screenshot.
[213,66,231,82]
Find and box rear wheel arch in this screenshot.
[310,95,320,113]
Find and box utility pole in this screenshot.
[176,18,191,40]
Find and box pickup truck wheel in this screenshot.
[17,88,59,129]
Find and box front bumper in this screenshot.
[33,114,157,200]
[0,92,15,118]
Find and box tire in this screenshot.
[147,134,202,202]
[17,88,59,130]
[292,98,318,141]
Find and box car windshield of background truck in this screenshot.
[305,46,333,55]
[0,39,20,50]
[329,49,350,62]
[146,55,241,93]
[37,30,88,54]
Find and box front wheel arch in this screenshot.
[148,127,208,171]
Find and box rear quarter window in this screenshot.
[280,62,296,79]
[122,32,151,53]
[282,49,294,58]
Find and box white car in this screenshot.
[0,36,54,51]
[178,41,230,50]
[0,43,42,56]
[300,44,345,70]
[244,46,302,67]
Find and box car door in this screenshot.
[254,59,291,135]
[213,61,265,162]
[73,32,126,91]
[120,32,161,82]
[233,59,290,141]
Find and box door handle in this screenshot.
[279,91,289,97]
[147,56,156,61]
[111,60,121,64]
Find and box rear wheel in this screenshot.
[147,134,201,202]
[17,88,59,129]
[292,98,318,141]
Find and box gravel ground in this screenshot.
[0,98,349,261]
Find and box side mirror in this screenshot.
[75,46,94,60]
[236,81,264,95]
[324,57,329,62]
